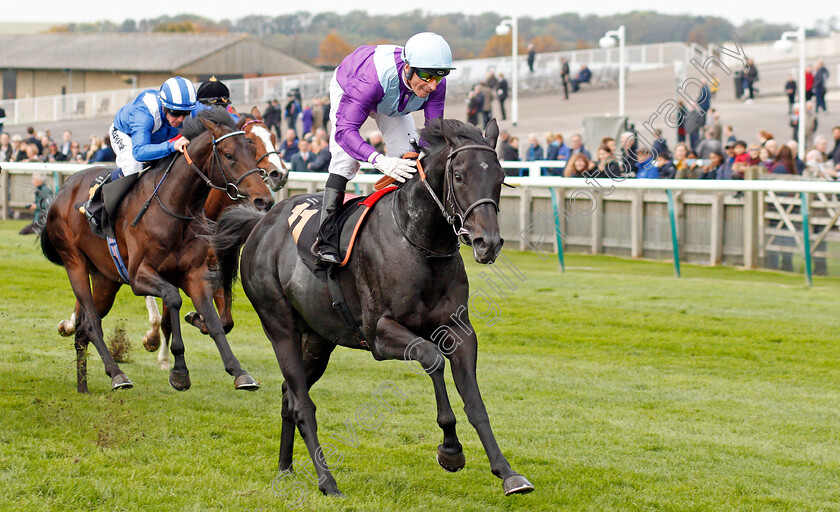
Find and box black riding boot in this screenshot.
[313,184,345,265]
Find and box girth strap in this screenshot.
[326,267,368,349]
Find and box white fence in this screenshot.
[1,41,688,127]
[5,161,840,281]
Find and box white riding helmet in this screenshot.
[402,32,455,71]
[159,76,198,111]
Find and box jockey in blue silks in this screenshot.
[313,32,455,265]
[81,76,198,223]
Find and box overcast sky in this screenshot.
[7,1,824,30]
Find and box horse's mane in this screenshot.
[420,119,486,159]
[180,107,235,140]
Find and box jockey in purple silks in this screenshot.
[313,32,455,265]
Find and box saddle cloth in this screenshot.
[283,186,398,275]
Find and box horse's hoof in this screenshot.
[234,373,260,391]
[169,370,191,391]
[503,474,535,496]
[320,488,344,497]
[58,320,75,336]
[436,446,466,472]
[143,331,161,352]
[184,312,208,333]
[111,374,133,390]
[158,359,170,371]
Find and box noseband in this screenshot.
[420,143,500,243]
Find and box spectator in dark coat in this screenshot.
[496,73,509,120]
[527,44,536,72]
[307,137,331,172]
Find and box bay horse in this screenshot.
[213,118,534,496]
[55,107,289,372]
[41,108,274,393]
[149,107,290,370]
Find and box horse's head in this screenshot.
[421,118,505,264]
[184,108,274,212]
[238,107,289,191]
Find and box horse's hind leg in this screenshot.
[279,332,335,473]
[64,262,130,392]
[372,317,465,472]
[250,292,341,496]
[182,269,257,390]
[142,296,162,353]
[89,272,133,389]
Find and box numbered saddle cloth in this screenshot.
[283,186,398,275]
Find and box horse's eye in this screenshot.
[454,172,463,183]
[248,139,255,145]
[225,153,233,160]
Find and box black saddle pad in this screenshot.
[283,188,396,276]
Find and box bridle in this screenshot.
[422,143,500,244]
[183,130,263,201]
[241,118,289,180]
[393,141,500,256]
[133,127,263,226]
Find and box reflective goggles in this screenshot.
[413,68,449,83]
[165,108,192,118]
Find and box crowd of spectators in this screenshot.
[496,118,840,181]
[0,128,115,164]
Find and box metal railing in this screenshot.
[5,161,840,285]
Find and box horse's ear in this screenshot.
[200,116,224,138]
[251,106,262,120]
[484,118,499,149]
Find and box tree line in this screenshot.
[48,10,814,67]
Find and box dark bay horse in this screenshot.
[213,118,534,496]
[41,108,274,393]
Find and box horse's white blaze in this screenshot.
[251,125,283,171]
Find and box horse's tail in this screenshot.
[39,212,63,267]
[213,205,265,298]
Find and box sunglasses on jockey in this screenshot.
[164,107,192,118]
[411,67,450,83]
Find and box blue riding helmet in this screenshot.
[159,76,198,111]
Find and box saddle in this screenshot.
[282,186,398,277]
[77,170,138,239]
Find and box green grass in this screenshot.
[1,218,839,512]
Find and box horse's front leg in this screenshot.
[373,317,465,472]
[182,268,258,390]
[130,264,190,390]
[447,327,534,496]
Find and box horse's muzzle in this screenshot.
[472,235,504,264]
[253,195,275,212]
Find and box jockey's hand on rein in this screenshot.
[370,153,417,183]
[173,137,190,153]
